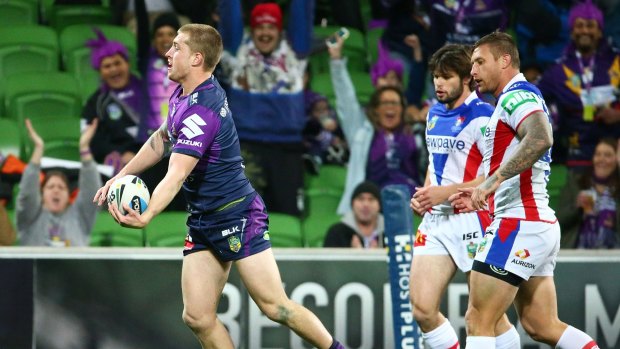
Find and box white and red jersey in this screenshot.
[426,92,492,214]
[483,73,556,222]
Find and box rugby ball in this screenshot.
[107,175,150,215]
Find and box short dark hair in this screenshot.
[42,170,69,192]
[367,86,407,129]
[428,44,474,91]
[474,31,520,69]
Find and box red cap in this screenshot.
[250,3,282,31]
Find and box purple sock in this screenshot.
[329,339,345,349]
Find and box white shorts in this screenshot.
[475,218,560,280]
[414,211,492,272]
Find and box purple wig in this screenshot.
[86,28,129,70]
[568,0,604,30]
[370,40,404,87]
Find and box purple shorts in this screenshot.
[183,192,272,261]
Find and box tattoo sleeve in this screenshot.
[148,120,172,158]
[497,111,553,182]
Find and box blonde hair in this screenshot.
[178,24,223,71]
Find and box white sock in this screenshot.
[556,326,599,349]
[422,320,460,349]
[495,325,520,349]
[466,336,495,349]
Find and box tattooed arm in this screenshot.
[470,111,553,209]
[94,121,172,205]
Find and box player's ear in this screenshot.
[192,52,203,67]
[501,54,511,69]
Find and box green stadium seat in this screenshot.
[302,188,342,247]
[60,24,138,101]
[145,211,189,247]
[349,71,374,105]
[267,212,303,247]
[548,163,568,211]
[311,25,368,75]
[42,139,81,162]
[49,5,112,33]
[366,27,385,65]
[310,71,373,107]
[0,26,59,79]
[305,164,346,193]
[4,72,82,123]
[90,211,145,247]
[0,0,39,27]
[0,119,21,159]
[309,72,335,105]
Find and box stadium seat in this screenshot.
[309,72,335,105]
[60,24,138,101]
[547,163,568,211]
[366,27,385,65]
[90,211,145,247]
[0,26,60,79]
[49,5,112,33]
[4,72,82,123]
[144,211,189,247]
[305,164,346,193]
[0,119,21,158]
[267,212,303,247]
[0,0,39,27]
[302,188,342,247]
[313,25,367,72]
[349,71,374,105]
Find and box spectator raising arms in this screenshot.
[328,35,421,215]
[218,1,313,216]
[17,119,101,247]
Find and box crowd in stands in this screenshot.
[0,0,619,249]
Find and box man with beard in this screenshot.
[323,181,384,248]
[217,1,311,216]
[450,31,598,349]
[409,44,519,349]
[538,0,620,174]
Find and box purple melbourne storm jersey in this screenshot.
[167,76,254,214]
[426,92,492,214]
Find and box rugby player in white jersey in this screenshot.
[409,44,519,349]
[450,31,599,349]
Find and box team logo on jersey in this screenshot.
[478,230,494,253]
[427,115,439,130]
[480,126,487,136]
[228,236,241,253]
[451,116,465,132]
[263,230,270,240]
[220,98,230,117]
[467,241,478,259]
[414,230,426,247]
[181,114,206,139]
[515,249,531,259]
[190,92,198,106]
[501,91,538,115]
[107,103,122,120]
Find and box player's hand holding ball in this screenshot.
[106,175,151,228]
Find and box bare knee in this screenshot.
[411,302,442,332]
[465,305,500,336]
[258,299,297,325]
[182,307,218,334]
[520,315,563,344]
